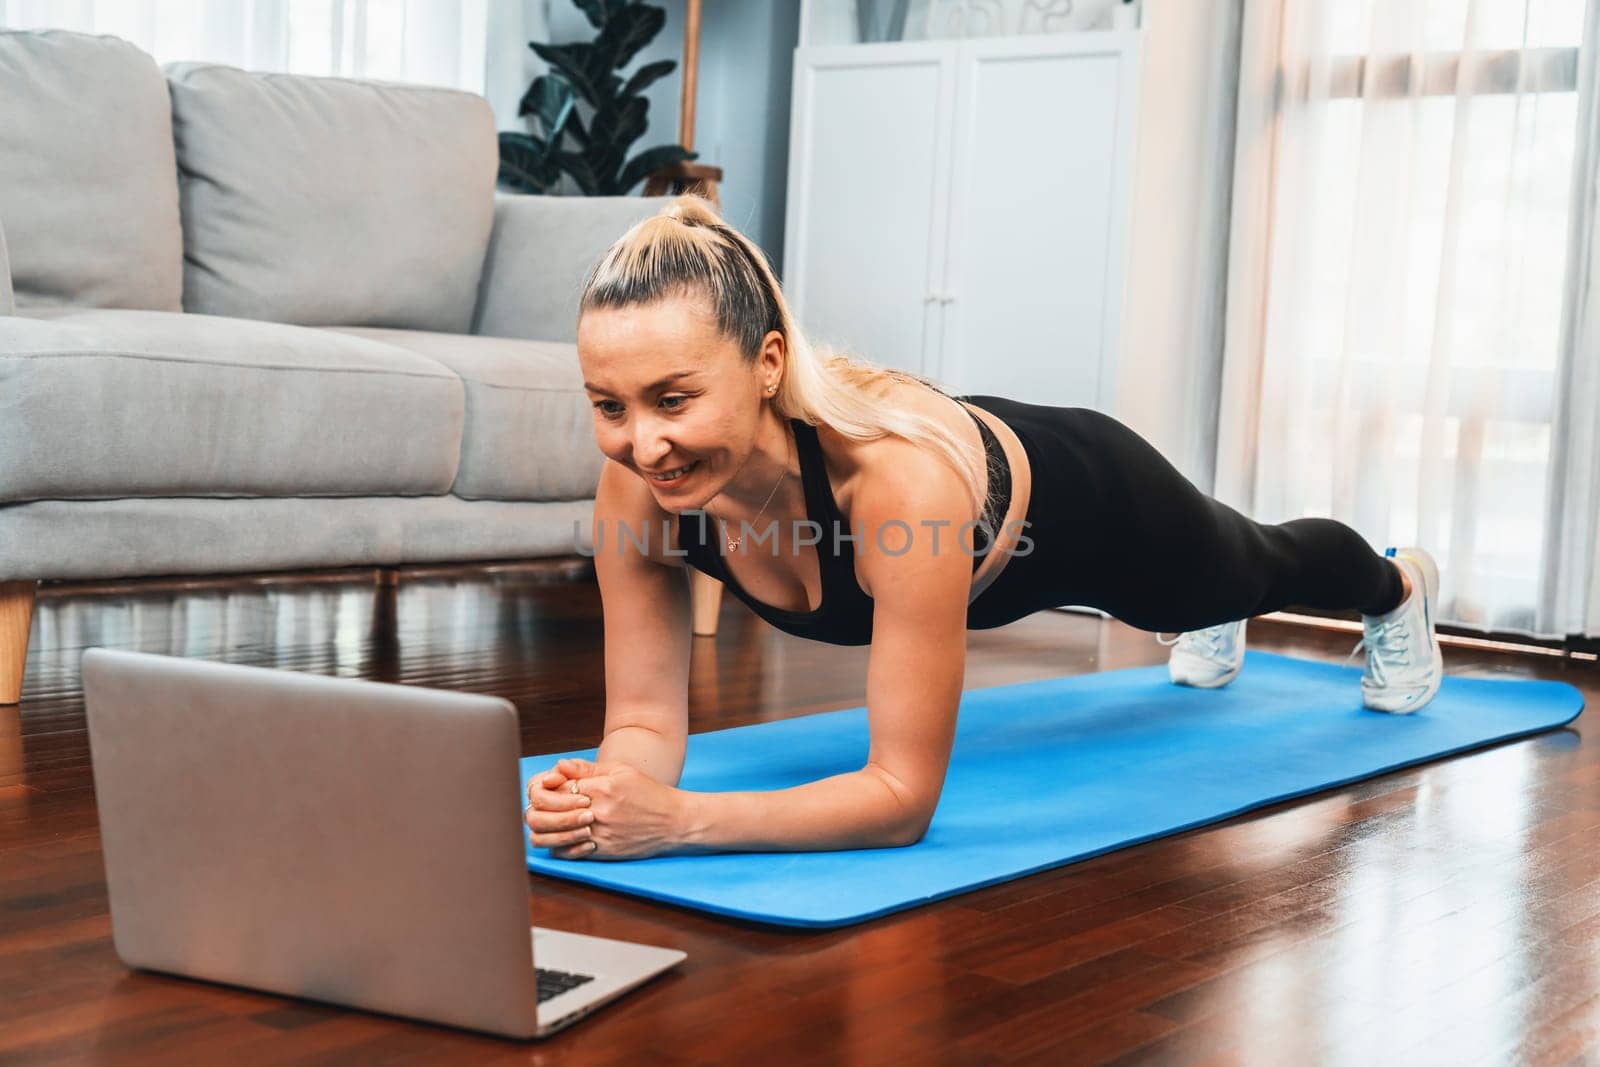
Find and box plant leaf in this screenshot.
[521,2,673,197]
[618,144,697,195]
[596,148,628,192]
[498,132,560,193]
[564,109,591,148]
[590,95,649,155]
[622,58,676,98]
[574,0,629,30]
[529,41,603,104]
[518,75,576,142]
[575,137,626,194]
[595,3,665,72]
[555,149,602,196]
[572,0,610,30]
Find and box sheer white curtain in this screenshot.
[1217,0,1600,640]
[1114,0,1242,491]
[1542,0,1600,639]
[0,0,488,90]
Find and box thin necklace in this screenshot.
[722,423,792,553]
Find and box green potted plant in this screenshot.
[499,0,697,195]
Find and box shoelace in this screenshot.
[1156,626,1230,657]
[1345,617,1412,686]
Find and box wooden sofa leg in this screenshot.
[1,581,38,706]
[690,570,723,636]
[369,569,401,683]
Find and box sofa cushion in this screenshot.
[0,30,183,311]
[166,63,497,332]
[0,496,596,583]
[0,309,465,504]
[472,194,666,343]
[329,327,603,502]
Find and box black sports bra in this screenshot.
[675,396,1013,646]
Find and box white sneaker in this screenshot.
[1348,546,1444,713]
[1158,619,1248,688]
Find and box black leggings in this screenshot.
[961,397,1406,634]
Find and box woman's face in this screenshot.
[578,294,780,512]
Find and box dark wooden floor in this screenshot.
[2,564,1596,1065]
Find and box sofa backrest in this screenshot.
[165,63,498,332]
[472,194,667,344]
[0,29,184,312]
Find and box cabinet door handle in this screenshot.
[940,292,957,304]
[924,292,941,304]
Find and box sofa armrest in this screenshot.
[1,219,14,316]
[470,193,664,343]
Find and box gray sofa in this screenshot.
[0,28,664,702]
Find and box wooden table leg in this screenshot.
[690,570,723,636]
[1,581,38,705]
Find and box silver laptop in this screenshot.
[81,647,685,1040]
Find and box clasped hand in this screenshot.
[524,758,685,861]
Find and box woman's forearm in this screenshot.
[596,724,686,787]
[676,766,928,853]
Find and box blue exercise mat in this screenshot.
[521,650,1584,929]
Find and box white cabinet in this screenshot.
[782,43,957,376]
[782,28,1141,411]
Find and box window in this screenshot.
[0,0,486,91]
[1253,0,1589,631]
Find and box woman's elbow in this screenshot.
[862,765,936,847]
[888,811,934,847]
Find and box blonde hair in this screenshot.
[578,194,997,529]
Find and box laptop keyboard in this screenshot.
[536,966,597,1003]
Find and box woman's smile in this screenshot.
[642,460,700,488]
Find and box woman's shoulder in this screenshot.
[811,379,973,512]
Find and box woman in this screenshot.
[523,196,1445,861]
